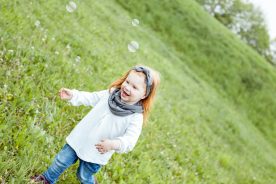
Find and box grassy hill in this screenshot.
[1,0,276,183]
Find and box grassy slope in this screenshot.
[0,0,276,183]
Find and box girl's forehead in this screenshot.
[127,71,146,86]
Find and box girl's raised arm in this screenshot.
[67,89,108,107]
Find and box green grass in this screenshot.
[1,0,276,183]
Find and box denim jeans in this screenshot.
[42,143,102,184]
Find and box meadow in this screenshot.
[1,0,276,183]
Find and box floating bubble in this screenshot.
[132,19,139,26]
[55,51,59,55]
[66,1,77,13]
[128,41,139,52]
[35,20,40,27]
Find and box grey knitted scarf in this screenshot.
[108,66,153,116]
[108,88,143,116]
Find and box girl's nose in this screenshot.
[125,86,131,92]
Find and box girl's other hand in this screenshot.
[59,88,73,100]
[95,139,114,154]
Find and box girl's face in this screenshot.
[120,71,147,105]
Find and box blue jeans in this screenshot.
[42,143,102,184]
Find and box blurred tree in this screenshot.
[196,0,275,64]
[270,38,276,65]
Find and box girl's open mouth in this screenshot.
[122,90,129,97]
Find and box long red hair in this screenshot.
[107,65,161,127]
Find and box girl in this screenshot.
[30,65,161,184]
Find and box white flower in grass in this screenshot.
[66,1,77,13]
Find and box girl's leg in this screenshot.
[42,143,78,184]
[76,159,102,184]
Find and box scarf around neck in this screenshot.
[108,88,143,116]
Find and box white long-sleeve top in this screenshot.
[65,88,143,166]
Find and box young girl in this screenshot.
[30,65,160,184]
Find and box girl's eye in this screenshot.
[133,86,137,89]
[126,81,129,84]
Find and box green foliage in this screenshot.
[1,0,276,183]
[196,0,273,64]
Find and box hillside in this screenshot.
[0,0,276,183]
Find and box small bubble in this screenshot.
[51,37,56,41]
[35,20,40,27]
[132,19,139,26]
[55,51,59,55]
[66,1,77,13]
[128,41,139,52]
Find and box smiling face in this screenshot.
[120,70,147,105]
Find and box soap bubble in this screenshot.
[128,41,139,52]
[66,1,77,13]
[132,19,139,26]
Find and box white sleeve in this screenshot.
[67,89,108,107]
[113,114,143,154]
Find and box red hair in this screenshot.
[108,65,161,127]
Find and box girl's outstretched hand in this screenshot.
[59,88,73,100]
